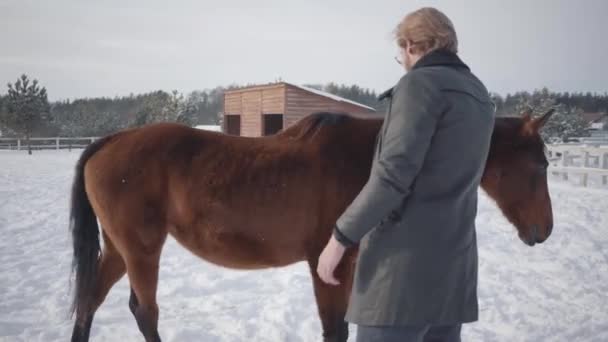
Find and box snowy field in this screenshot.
[1,150,607,342]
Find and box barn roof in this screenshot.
[225,82,376,112]
[286,83,376,112]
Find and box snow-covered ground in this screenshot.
[1,150,607,342]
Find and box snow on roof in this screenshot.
[225,82,377,112]
[287,83,376,112]
[194,125,222,132]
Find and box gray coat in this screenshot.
[333,49,495,326]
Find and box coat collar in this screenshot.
[378,88,394,101]
[378,49,469,101]
[412,49,469,71]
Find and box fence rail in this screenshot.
[547,144,608,187]
[0,137,98,151]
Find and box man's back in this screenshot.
[316,7,497,341]
[338,49,495,326]
[381,63,496,252]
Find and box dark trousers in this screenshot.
[355,324,462,342]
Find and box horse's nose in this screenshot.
[530,225,543,245]
[535,223,553,244]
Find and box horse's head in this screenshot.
[481,108,555,246]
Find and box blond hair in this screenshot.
[394,7,458,54]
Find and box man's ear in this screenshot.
[406,40,416,55]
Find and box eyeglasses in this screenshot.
[395,40,420,65]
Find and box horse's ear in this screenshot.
[532,108,556,131]
[520,106,534,122]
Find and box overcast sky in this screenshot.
[1,0,606,101]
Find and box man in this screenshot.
[317,7,495,342]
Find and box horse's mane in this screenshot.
[277,112,354,141]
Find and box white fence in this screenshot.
[547,144,608,187]
[2,137,606,187]
[0,137,98,151]
[0,126,223,151]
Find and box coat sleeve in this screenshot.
[333,71,446,247]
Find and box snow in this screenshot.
[194,125,222,132]
[1,150,607,342]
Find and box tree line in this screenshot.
[491,88,608,117]
[1,74,607,150]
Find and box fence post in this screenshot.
[602,153,608,186]
[56,138,60,150]
[17,139,21,150]
[583,151,589,167]
[581,173,588,187]
[562,151,569,181]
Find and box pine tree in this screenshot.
[163,90,181,122]
[0,95,6,136]
[516,95,587,142]
[543,106,587,142]
[5,74,51,154]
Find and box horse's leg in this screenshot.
[71,313,94,342]
[71,232,126,342]
[129,287,139,316]
[307,253,355,342]
[125,249,163,342]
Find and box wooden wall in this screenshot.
[223,83,378,136]
[284,85,377,128]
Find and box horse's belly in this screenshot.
[168,223,304,270]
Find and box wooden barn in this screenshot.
[222,82,379,136]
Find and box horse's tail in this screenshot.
[69,134,115,320]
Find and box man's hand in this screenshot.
[317,235,347,286]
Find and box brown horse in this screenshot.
[69,108,555,342]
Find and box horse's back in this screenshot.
[81,122,317,267]
[81,123,211,231]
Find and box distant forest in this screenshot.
[1,75,607,140]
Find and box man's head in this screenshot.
[394,7,458,71]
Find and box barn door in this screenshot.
[262,114,283,136]
[224,115,241,136]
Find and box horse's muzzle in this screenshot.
[523,223,553,246]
